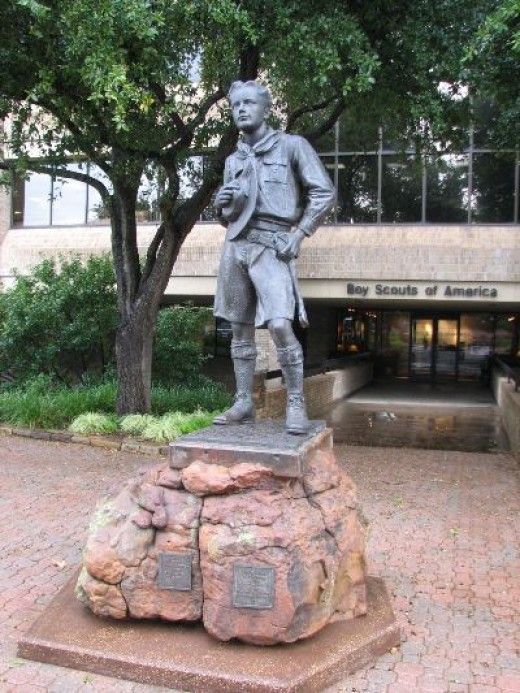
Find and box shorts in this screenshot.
[213,238,295,327]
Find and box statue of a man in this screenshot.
[213,80,335,434]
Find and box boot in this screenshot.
[213,340,256,425]
[277,343,310,435]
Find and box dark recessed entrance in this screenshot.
[334,307,519,384]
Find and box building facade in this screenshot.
[1,120,519,387]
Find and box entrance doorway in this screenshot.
[410,315,459,380]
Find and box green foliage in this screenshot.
[0,377,230,429]
[150,382,231,416]
[69,412,118,435]
[153,306,212,386]
[0,256,117,385]
[0,377,117,429]
[139,410,216,443]
[0,0,488,168]
[465,0,520,146]
[119,413,155,436]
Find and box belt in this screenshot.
[248,217,291,233]
[245,229,289,252]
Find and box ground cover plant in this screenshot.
[0,377,230,431]
[69,409,217,442]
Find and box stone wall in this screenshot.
[2,223,520,290]
[492,371,520,457]
[258,360,373,420]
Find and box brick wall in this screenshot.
[492,372,520,457]
[257,360,373,420]
[2,223,520,288]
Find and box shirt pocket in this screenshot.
[262,159,288,184]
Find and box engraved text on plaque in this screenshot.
[157,552,192,591]
[232,564,275,609]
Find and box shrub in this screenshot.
[153,306,213,386]
[69,412,119,435]
[140,415,183,443]
[0,256,117,385]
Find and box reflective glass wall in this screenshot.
[10,124,520,227]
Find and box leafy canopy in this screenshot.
[0,0,491,173]
[465,0,520,145]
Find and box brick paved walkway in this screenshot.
[0,436,518,692]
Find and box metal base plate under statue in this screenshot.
[18,421,400,690]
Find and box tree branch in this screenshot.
[0,159,110,200]
[301,98,346,144]
[239,45,260,81]
[163,87,225,155]
[286,95,338,132]
[140,221,166,285]
[174,124,238,232]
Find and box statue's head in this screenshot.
[227,80,271,133]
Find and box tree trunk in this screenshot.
[115,315,155,414]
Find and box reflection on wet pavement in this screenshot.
[328,401,509,453]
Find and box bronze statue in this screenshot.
[213,81,335,434]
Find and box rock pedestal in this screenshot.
[77,421,368,645]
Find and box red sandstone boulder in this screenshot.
[78,478,204,622]
[77,431,367,645]
[199,459,367,645]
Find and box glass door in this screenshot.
[435,318,459,379]
[410,315,460,381]
[410,317,434,378]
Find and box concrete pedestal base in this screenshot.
[19,573,399,692]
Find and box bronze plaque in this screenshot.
[157,552,192,591]
[232,564,275,609]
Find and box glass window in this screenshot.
[381,155,422,222]
[136,169,160,223]
[52,163,87,225]
[472,153,515,223]
[459,314,494,378]
[336,155,378,223]
[380,311,410,376]
[87,164,112,224]
[426,154,468,223]
[336,309,377,355]
[494,315,517,355]
[23,172,52,225]
[12,175,25,227]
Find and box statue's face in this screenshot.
[230,86,268,133]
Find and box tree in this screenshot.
[0,0,486,412]
[465,0,520,146]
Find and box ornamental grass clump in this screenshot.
[119,414,156,436]
[139,414,183,444]
[69,412,119,435]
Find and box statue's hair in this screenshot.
[227,81,272,109]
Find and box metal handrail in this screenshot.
[492,355,520,392]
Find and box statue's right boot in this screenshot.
[213,339,256,425]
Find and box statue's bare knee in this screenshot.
[267,318,297,348]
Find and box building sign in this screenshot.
[346,281,499,301]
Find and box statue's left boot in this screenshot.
[277,343,310,435]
